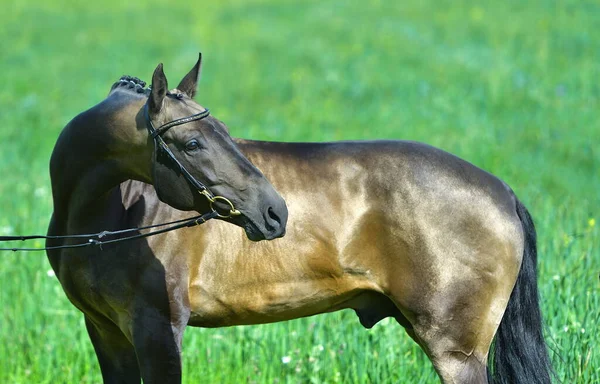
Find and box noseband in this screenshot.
[144,102,241,219]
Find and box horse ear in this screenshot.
[176,53,202,99]
[149,63,168,114]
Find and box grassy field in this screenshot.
[1,0,598,382]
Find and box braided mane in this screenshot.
[109,75,151,96]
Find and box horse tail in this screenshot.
[487,198,554,384]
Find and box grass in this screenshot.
[0,0,598,382]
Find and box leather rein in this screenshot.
[0,102,239,252]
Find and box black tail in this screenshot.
[488,198,554,384]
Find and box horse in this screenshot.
[47,54,553,384]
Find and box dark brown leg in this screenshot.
[131,307,189,384]
[85,317,141,384]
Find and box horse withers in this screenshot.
[47,55,552,383]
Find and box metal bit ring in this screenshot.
[200,190,241,218]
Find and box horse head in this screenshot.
[142,54,288,241]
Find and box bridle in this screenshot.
[0,101,242,252]
[144,102,241,219]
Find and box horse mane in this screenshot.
[109,75,151,96]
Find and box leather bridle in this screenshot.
[144,102,241,219]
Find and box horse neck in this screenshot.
[50,93,152,223]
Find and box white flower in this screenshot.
[0,226,13,235]
[47,269,55,277]
[563,326,569,332]
[552,275,560,281]
[34,187,48,198]
[581,328,585,334]
[281,356,291,364]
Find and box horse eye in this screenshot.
[185,139,200,151]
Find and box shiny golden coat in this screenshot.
[47,56,550,384]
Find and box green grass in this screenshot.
[1,0,598,382]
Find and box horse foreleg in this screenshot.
[85,317,141,384]
[131,306,189,384]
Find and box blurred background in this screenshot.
[0,0,598,382]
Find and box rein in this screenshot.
[0,211,217,252]
[1,101,241,252]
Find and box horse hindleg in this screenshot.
[399,322,488,383]
[85,317,141,384]
[426,346,488,384]
[405,293,502,384]
[389,271,512,384]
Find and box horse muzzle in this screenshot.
[237,192,288,242]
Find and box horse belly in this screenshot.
[187,277,364,327]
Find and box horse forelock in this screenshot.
[109,75,151,96]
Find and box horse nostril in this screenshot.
[265,206,281,232]
[268,207,280,223]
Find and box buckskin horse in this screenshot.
[46,54,552,383]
